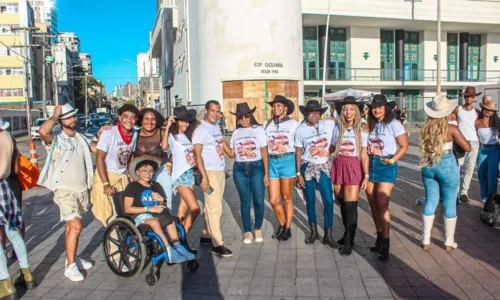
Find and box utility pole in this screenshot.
[85,73,88,119]
[41,35,47,118]
[436,0,442,95]
[320,0,332,106]
[150,53,154,108]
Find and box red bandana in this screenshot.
[117,123,133,145]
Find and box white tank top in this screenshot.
[443,141,453,151]
[477,128,498,145]
[457,106,478,141]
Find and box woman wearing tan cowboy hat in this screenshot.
[420,94,471,252]
[475,100,500,203]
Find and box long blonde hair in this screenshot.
[334,104,364,159]
[420,117,448,166]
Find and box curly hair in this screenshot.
[334,104,365,159]
[138,108,165,130]
[420,117,448,167]
[368,104,395,132]
[169,120,199,141]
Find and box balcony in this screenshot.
[304,68,500,84]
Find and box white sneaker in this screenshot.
[64,263,84,281]
[66,256,93,270]
[243,232,253,245]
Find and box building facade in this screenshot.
[79,52,92,75]
[28,0,57,43]
[150,0,500,126]
[0,0,38,108]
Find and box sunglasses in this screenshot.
[238,115,251,120]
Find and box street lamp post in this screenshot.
[121,58,152,108]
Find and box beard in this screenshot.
[61,122,77,130]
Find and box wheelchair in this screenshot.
[101,192,199,286]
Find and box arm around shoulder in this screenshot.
[450,124,471,152]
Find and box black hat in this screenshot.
[173,106,197,122]
[267,95,295,115]
[368,94,396,109]
[230,103,256,116]
[334,96,365,115]
[299,99,328,116]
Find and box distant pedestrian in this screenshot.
[38,104,96,281]
[365,95,408,261]
[229,103,269,244]
[295,100,338,249]
[475,100,500,203]
[330,97,369,256]
[420,95,470,252]
[393,105,401,121]
[0,118,36,297]
[455,87,481,203]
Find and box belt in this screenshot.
[269,152,294,159]
[481,144,499,148]
[443,150,453,154]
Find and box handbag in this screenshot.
[18,154,40,191]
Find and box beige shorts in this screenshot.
[53,189,89,221]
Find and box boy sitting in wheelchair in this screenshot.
[123,156,195,263]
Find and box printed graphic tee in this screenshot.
[96,126,135,175]
[230,126,268,162]
[124,181,166,209]
[192,120,225,171]
[331,126,368,157]
[265,118,299,155]
[368,119,406,156]
[168,133,196,182]
[295,119,337,164]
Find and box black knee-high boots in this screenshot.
[337,197,347,245]
[339,201,358,256]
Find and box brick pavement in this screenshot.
[7,134,500,299]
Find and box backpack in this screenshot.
[480,194,500,228]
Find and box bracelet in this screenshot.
[146,206,150,213]
[144,207,147,213]
[296,172,301,177]
[389,159,395,164]
[166,162,173,166]
[102,182,110,186]
[364,175,369,178]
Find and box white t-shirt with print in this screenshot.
[96,126,136,175]
[168,133,196,182]
[331,126,368,157]
[265,118,299,155]
[294,119,337,164]
[192,120,225,171]
[230,126,268,162]
[368,119,406,156]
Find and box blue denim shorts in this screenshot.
[173,168,195,190]
[369,155,398,184]
[269,153,296,179]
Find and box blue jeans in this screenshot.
[300,164,334,228]
[477,145,500,201]
[0,227,29,280]
[421,154,459,219]
[233,160,265,233]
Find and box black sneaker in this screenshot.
[211,246,233,257]
[459,194,469,203]
[200,237,212,245]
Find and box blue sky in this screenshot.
[57,0,156,92]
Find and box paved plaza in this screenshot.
[9,133,500,300]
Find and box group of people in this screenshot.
[0,85,495,297]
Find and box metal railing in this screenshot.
[303,67,500,83]
[389,96,433,123]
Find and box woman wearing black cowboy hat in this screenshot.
[330,96,369,256]
[295,100,338,248]
[161,106,200,235]
[264,95,299,241]
[228,103,269,244]
[365,95,408,261]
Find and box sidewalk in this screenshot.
[10,133,500,300]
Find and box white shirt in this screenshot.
[331,126,368,157]
[295,119,337,164]
[230,126,267,162]
[192,120,225,171]
[265,118,299,155]
[96,126,136,175]
[457,106,478,142]
[168,133,196,182]
[57,136,87,192]
[368,120,406,156]
[477,128,498,145]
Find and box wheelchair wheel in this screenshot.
[187,260,199,272]
[145,273,158,286]
[102,218,146,278]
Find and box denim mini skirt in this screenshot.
[369,155,398,184]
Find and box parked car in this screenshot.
[89,113,99,119]
[31,118,47,139]
[96,112,107,119]
[80,118,112,140]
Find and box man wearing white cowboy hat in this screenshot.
[38,104,98,281]
[420,94,471,252]
[455,86,481,203]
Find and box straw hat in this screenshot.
[424,94,458,118]
[480,100,498,112]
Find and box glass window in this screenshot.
[12,117,19,131]
[20,116,27,130]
